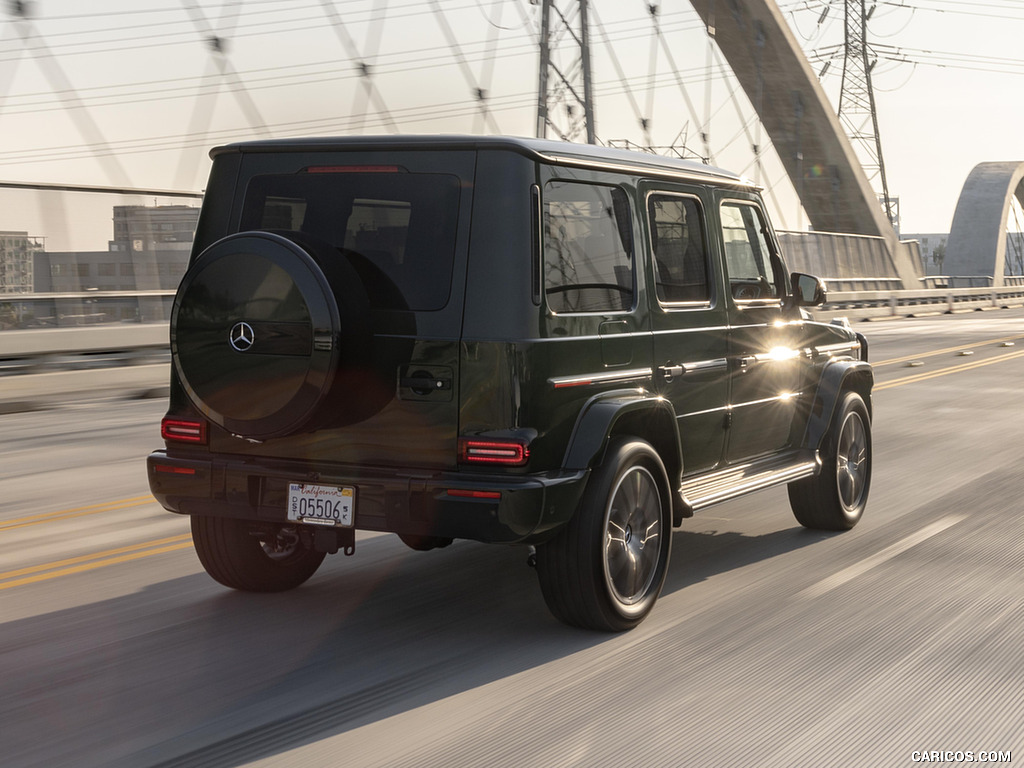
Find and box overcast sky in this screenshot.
[0,0,1019,246]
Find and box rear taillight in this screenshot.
[161,418,207,444]
[458,438,529,466]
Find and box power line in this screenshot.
[0,60,748,164]
[0,3,796,220]
[0,11,702,108]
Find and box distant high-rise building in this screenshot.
[0,231,44,293]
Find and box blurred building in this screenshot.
[110,204,198,255]
[28,204,199,325]
[904,233,948,276]
[0,231,44,293]
[906,231,1024,278]
[35,205,199,293]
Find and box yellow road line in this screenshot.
[0,535,193,591]
[0,534,192,580]
[0,496,155,532]
[873,333,1024,367]
[3,331,1018,591]
[876,348,1024,390]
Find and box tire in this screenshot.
[536,438,672,631]
[171,230,371,439]
[789,390,871,530]
[191,516,326,592]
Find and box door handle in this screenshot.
[738,355,758,372]
[399,376,452,392]
[658,364,684,381]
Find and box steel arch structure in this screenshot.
[687,0,920,287]
[945,162,1024,286]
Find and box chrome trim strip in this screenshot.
[678,404,730,419]
[679,392,803,420]
[660,301,714,310]
[549,367,654,388]
[651,325,732,336]
[683,358,729,373]
[732,299,783,308]
[750,348,802,364]
[815,341,862,356]
[730,392,804,409]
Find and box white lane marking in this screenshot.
[798,514,968,600]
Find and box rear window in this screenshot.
[240,170,461,311]
[543,181,635,313]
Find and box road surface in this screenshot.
[1,309,1022,767]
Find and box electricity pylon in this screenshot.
[536,0,596,144]
[837,0,897,230]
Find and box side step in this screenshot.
[678,450,820,516]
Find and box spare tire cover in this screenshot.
[172,231,358,439]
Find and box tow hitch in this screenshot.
[297,525,356,556]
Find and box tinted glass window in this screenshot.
[720,202,780,301]
[648,194,710,304]
[241,171,461,311]
[544,181,634,313]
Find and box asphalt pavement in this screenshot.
[3,310,1024,767]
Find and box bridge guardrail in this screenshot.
[0,323,169,373]
[823,285,1024,321]
[3,286,1024,370]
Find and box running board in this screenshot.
[678,450,820,516]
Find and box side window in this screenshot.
[544,181,634,313]
[720,202,780,301]
[648,193,710,304]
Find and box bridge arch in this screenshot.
[946,162,1024,286]
[687,0,920,288]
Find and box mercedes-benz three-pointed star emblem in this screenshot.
[229,321,255,352]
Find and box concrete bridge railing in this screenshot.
[823,285,1024,321]
[3,286,1024,371]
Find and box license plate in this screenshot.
[287,483,354,527]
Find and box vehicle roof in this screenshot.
[210,134,753,188]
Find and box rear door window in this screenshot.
[648,193,711,305]
[241,170,461,311]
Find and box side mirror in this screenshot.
[790,272,827,307]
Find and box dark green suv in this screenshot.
[148,136,872,631]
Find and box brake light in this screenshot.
[447,489,502,500]
[458,438,529,466]
[305,165,401,173]
[161,418,207,444]
[153,464,197,475]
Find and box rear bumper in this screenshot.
[147,450,588,544]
